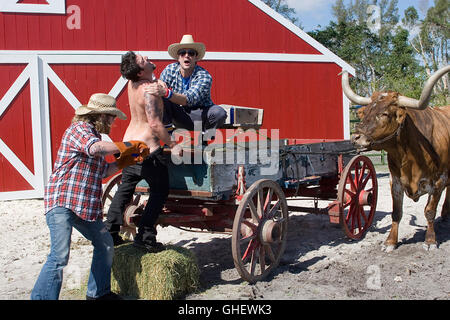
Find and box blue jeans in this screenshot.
[31,207,114,300]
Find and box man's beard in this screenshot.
[95,120,112,135]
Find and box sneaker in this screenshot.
[86,292,123,300]
[133,238,165,253]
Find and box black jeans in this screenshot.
[163,99,227,133]
[105,148,169,243]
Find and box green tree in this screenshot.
[411,0,449,104]
[261,0,302,27]
[309,21,380,96]
[382,27,425,98]
[310,0,430,103]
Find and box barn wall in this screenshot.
[43,59,345,167]
[0,0,320,54]
[0,0,351,199]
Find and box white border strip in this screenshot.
[0,0,66,15]
[44,63,81,109]
[342,95,351,140]
[29,56,45,196]
[108,76,129,100]
[0,190,43,201]
[41,59,53,181]
[0,50,345,64]
[205,52,333,62]
[0,64,31,117]
[0,138,37,190]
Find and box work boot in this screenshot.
[108,224,125,246]
[133,235,165,253]
[110,231,125,246]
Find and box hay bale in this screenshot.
[111,243,200,300]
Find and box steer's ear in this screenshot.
[395,108,406,124]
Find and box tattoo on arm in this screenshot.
[90,143,108,157]
[144,92,163,121]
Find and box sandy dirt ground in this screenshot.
[1,166,449,300]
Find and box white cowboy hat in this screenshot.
[168,34,206,60]
[75,93,127,120]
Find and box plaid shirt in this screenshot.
[44,121,109,221]
[160,62,214,107]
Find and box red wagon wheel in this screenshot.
[232,179,288,283]
[102,173,123,210]
[337,155,378,240]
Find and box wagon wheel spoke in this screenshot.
[346,201,356,222]
[275,217,287,223]
[264,244,276,262]
[264,188,274,217]
[360,207,368,224]
[354,162,360,187]
[241,232,256,242]
[347,174,357,192]
[259,246,266,273]
[248,201,261,223]
[360,171,372,190]
[257,189,265,218]
[347,203,369,235]
[343,189,356,208]
[242,218,258,232]
[352,206,357,233]
[358,162,368,185]
[356,205,362,233]
[267,200,281,219]
[242,239,256,262]
[250,247,257,276]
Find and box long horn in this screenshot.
[398,65,450,109]
[341,71,372,105]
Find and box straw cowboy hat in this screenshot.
[168,34,206,60]
[75,93,127,120]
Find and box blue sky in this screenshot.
[286,0,433,31]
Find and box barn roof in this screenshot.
[0,0,354,74]
[248,0,354,74]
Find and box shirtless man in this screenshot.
[105,51,181,252]
[148,34,227,145]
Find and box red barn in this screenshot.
[0,0,355,200]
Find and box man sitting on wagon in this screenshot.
[144,34,227,145]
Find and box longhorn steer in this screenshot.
[342,65,450,251]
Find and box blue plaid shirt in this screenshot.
[160,63,214,107]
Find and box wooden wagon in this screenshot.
[102,106,378,283]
